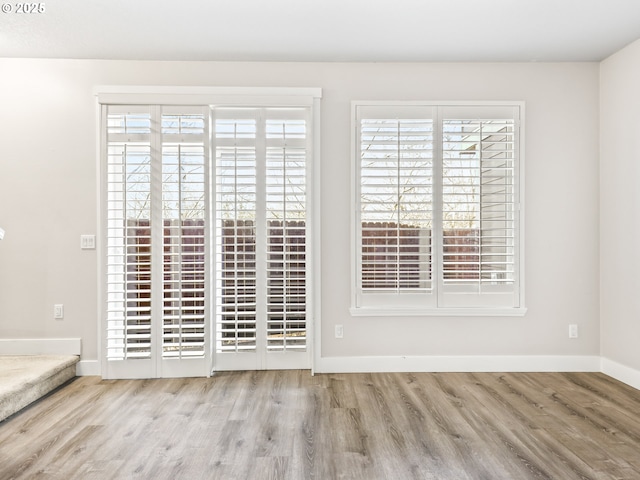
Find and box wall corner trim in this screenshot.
[600,357,640,390]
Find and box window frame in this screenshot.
[350,101,526,317]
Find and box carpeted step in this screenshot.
[0,355,79,422]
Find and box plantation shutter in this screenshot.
[160,107,208,362]
[104,105,209,378]
[355,105,435,309]
[106,106,154,364]
[213,106,310,370]
[214,108,259,356]
[265,110,308,352]
[439,106,520,308]
[353,103,522,314]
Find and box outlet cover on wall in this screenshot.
[569,324,578,339]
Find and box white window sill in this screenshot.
[349,306,528,317]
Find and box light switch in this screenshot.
[80,234,96,250]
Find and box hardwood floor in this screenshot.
[0,371,639,479]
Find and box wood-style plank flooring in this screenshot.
[1,371,639,479]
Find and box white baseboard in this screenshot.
[0,338,81,356]
[600,357,640,390]
[2,343,630,384]
[66,356,640,385]
[76,360,100,376]
[314,355,602,374]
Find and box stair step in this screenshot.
[0,355,79,422]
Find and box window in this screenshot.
[352,103,524,315]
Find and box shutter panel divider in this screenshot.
[255,110,268,367]
[151,106,163,375]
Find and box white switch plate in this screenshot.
[335,324,344,338]
[80,234,96,250]
[54,304,64,320]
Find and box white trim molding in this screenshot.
[0,338,81,356]
[315,355,601,374]
[76,360,101,376]
[75,353,638,383]
[350,307,528,317]
[94,86,322,106]
[0,338,101,376]
[601,357,640,391]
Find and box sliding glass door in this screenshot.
[100,94,316,378]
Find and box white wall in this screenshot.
[600,39,640,377]
[0,59,601,370]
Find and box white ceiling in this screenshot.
[1,0,640,62]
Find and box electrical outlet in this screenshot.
[54,304,64,320]
[569,324,578,339]
[335,324,344,339]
